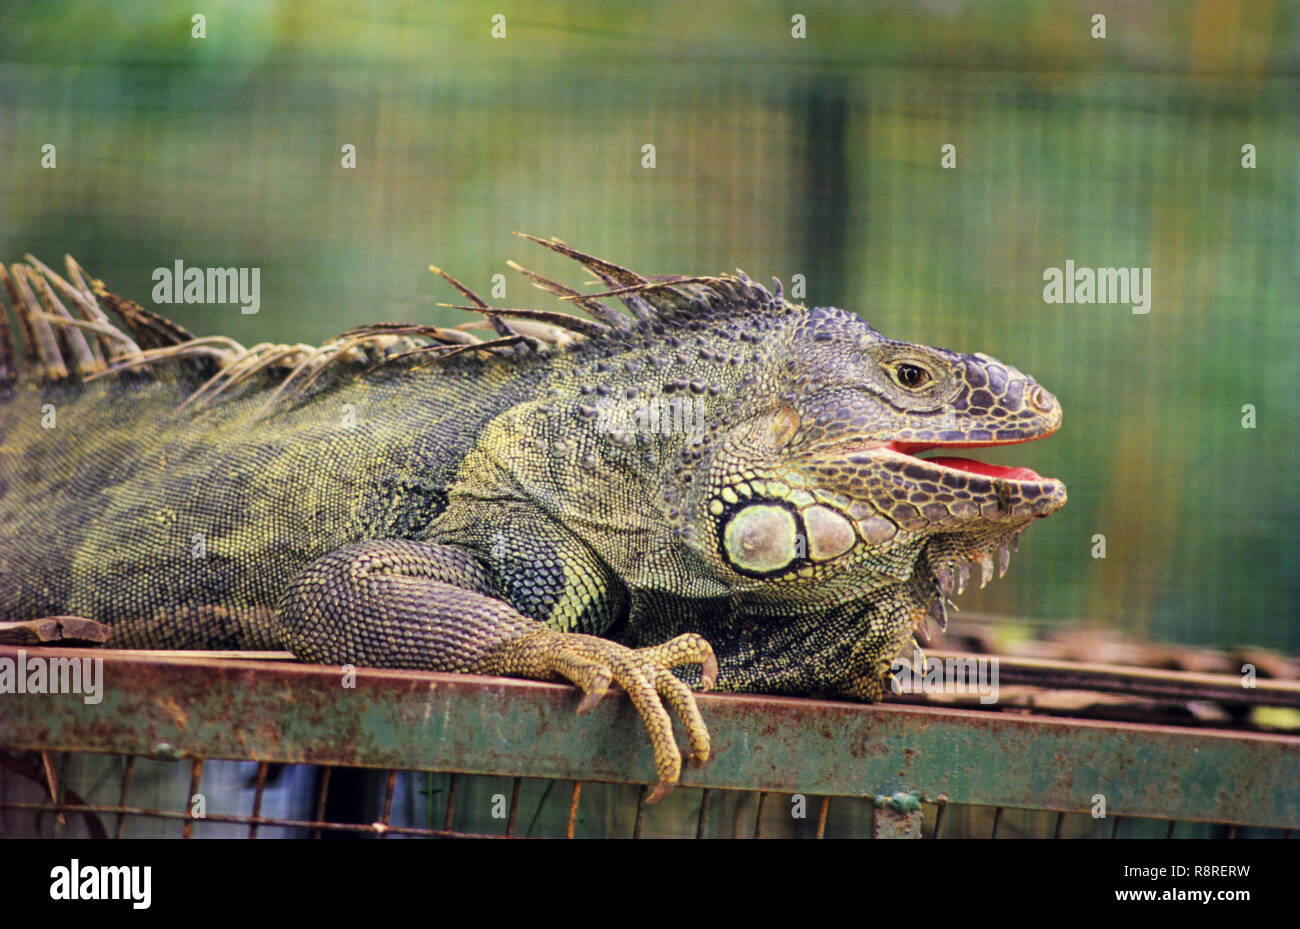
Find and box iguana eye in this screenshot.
[895,363,930,388]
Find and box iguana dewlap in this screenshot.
[0,237,1066,801]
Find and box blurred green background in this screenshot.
[1,0,1296,654]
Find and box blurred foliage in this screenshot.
[0,0,1296,652]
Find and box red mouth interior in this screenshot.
[887,441,1043,482]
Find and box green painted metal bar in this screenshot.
[1,646,1296,828]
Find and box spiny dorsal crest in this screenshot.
[0,235,791,415]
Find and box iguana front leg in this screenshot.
[274,539,715,802]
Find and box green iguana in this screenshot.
[0,236,1066,801]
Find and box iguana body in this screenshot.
[0,238,1066,800]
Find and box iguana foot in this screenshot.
[484,629,716,803]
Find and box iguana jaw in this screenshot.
[850,433,1066,531]
[812,421,1066,520]
[884,432,1067,592]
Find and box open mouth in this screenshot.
[886,439,1051,483]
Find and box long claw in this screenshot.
[575,673,609,715]
[935,565,954,598]
[927,596,948,632]
[700,652,718,690]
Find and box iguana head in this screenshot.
[679,301,1067,698]
[700,303,1065,599]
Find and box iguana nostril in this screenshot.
[1029,385,1053,413]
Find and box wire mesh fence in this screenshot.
[6,753,1289,839]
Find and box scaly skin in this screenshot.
[0,239,1066,801]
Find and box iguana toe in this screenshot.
[633,633,718,691]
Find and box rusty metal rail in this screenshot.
[926,650,1300,708]
[1,646,1297,836]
